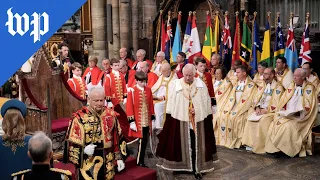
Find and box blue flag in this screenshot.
[172,14,182,64]
[285,17,298,71]
[273,16,285,67]
[0,0,86,86]
[251,19,262,76]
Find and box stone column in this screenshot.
[107,0,113,59]
[120,0,130,48]
[131,0,139,52]
[91,0,106,68]
[112,0,120,58]
[142,0,157,38]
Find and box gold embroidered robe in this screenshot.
[218,77,257,148]
[212,78,233,143]
[242,80,284,154]
[64,107,126,180]
[265,82,318,157]
[275,67,293,89]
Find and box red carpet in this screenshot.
[54,156,157,180]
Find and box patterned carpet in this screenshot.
[134,144,320,180]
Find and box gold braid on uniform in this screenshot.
[50,168,72,180]
[105,152,115,180]
[69,146,80,165]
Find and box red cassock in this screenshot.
[126,85,155,138]
[196,72,215,100]
[104,71,127,105]
[67,77,86,99]
[97,69,111,86]
[127,71,158,88]
[131,59,153,70]
[126,58,135,69]
[175,63,185,79]
[82,66,102,85]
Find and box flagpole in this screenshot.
[251,12,257,62]
[155,10,163,58]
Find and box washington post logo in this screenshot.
[5,7,49,43]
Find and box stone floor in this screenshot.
[129,141,320,180]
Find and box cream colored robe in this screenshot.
[151,60,167,77]
[253,73,264,88]
[151,72,177,129]
[227,70,237,86]
[218,77,257,148]
[275,67,293,89]
[265,82,318,157]
[306,72,320,95]
[242,80,284,154]
[212,78,233,143]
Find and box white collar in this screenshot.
[136,84,144,91]
[73,75,82,79]
[112,70,120,76]
[197,70,204,77]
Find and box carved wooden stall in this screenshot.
[18,46,86,158]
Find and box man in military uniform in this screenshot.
[64,85,126,180]
[11,132,72,180]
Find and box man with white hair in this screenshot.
[11,132,72,179]
[119,47,134,68]
[156,64,217,179]
[265,68,317,157]
[151,51,167,76]
[131,49,153,70]
[64,85,127,180]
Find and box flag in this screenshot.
[299,16,312,65]
[171,12,182,64]
[273,15,285,68]
[285,14,298,71]
[232,12,241,65]
[160,13,167,52]
[202,12,213,66]
[212,13,219,54]
[188,12,202,64]
[239,13,252,65]
[251,13,262,76]
[220,12,232,70]
[164,14,173,62]
[261,13,271,66]
[182,12,192,63]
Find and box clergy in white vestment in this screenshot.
[252,61,268,88]
[151,51,167,77]
[242,67,284,154]
[218,65,257,148]
[302,62,320,96]
[265,68,318,157]
[151,63,177,129]
[275,57,293,89]
[226,60,242,86]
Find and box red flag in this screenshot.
[232,12,241,65]
[160,14,167,52]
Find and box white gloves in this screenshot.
[84,144,96,156]
[107,101,113,108]
[130,122,137,132]
[117,160,125,172]
[123,98,127,105]
[152,121,156,131]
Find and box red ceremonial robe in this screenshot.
[98,69,111,86]
[127,71,159,88]
[82,66,102,85]
[131,59,153,70]
[126,58,135,69]
[104,70,135,142]
[195,71,215,105]
[126,85,155,138]
[67,76,86,99]
[175,63,185,79]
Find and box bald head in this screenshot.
[183,64,196,84]
[161,63,171,77]
[28,131,53,163]
[119,48,128,59]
